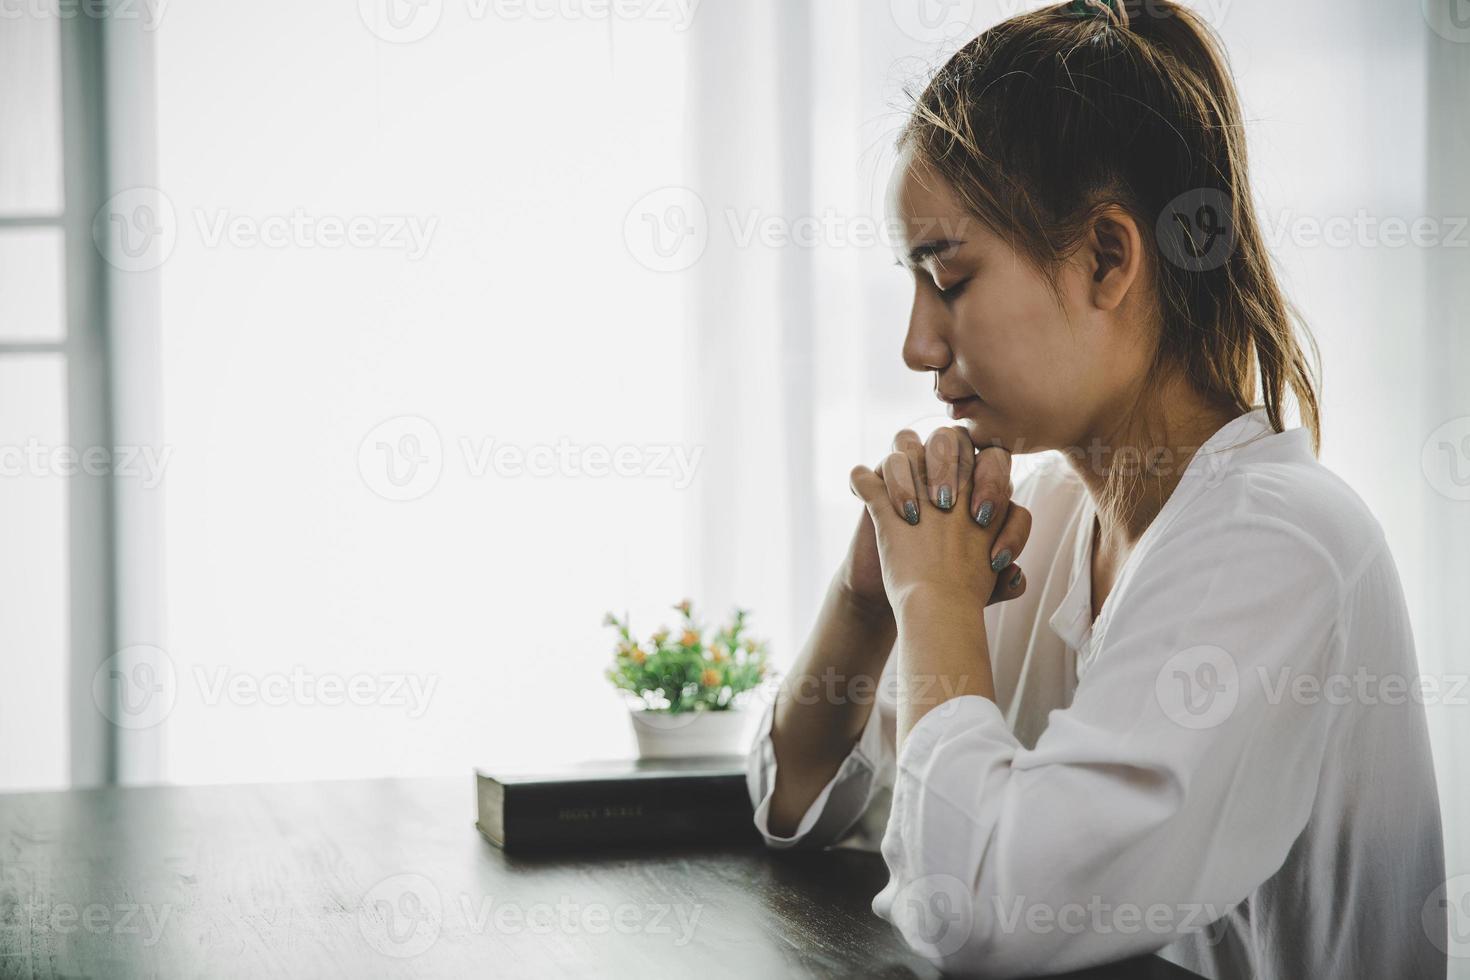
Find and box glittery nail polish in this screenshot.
[937,485,954,510]
[1009,567,1023,590]
[990,549,1013,573]
[976,500,994,527]
[904,500,920,525]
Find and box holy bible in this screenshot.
[474,754,761,851]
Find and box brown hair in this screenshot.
[900,0,1322,520]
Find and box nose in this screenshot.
[902,289,951,375]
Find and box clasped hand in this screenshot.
[846,426,1033,614]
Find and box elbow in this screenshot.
[882,887,1067,980]
[891,902,1146,980]
[748,772,833,852]
[878,867,1176,978]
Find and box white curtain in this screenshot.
[121,1,703,782]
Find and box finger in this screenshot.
[892,429,927,505]
[950,426,977,498]
[854,455,885,494]
[987,502,1032,577]
[892,428,924,455]
[880,451,922,525]
[849,464,898,530]
[924,427,961,511]
[988,562,1026,604]
[970,445,1014,530]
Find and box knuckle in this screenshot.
[926,427,957,455]
[1012,503,1033,533]
[976,444,1012,466]
[973,472,1004,500]
[974,461,1013,498]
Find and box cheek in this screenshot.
[953,272,1075,389]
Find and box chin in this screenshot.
[958,413,1010,452]
[959,410,1041,456]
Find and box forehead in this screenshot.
[886,146,978,250]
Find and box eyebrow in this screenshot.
[898,239,966,268]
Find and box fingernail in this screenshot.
[904,501,920,525]
[990,549,1013,573]
[1009,567,1023,590]
[937,485,953,510]
[976,500,994,527]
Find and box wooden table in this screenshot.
[0,778,1203,978]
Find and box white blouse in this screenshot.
[745,408,1446,980]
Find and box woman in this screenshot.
[745,2,1446,978]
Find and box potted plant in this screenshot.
[604,600,770,759]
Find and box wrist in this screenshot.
[891,583,988,628]
[832,578,895,626]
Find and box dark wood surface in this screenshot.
[0,778,1203,978]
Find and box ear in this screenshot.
[1084,207,1144,312]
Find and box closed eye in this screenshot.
[937,277,970,303]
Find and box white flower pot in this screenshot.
[627,707,749,759]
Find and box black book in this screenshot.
[474,754,761,852]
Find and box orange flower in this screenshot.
[700,668,721,688]
[680,630,700,647]
[710,647,728,663]
[630,648,647,664]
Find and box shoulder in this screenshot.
[1168,428,1388,592]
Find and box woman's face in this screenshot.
[887,146,1151,455]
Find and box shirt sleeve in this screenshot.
[871,507,1356,978]
[745,680,892,850]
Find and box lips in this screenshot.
[945,396,981,419]
[937,389,982,421]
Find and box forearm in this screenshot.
[765,577,896,837]
[892,586,996,747]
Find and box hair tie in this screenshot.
[1065,0,1129,27]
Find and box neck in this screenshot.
[1065,378,1241,547]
